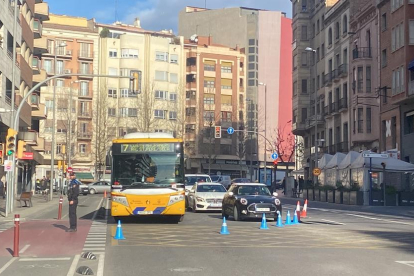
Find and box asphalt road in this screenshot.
[103,202,414,276]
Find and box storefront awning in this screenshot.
[75,172,94,180]
[409,59,414,71]
[219,164,248,171]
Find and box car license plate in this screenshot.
[210,203,222,207]
[256,208,270,212]
[138,211,153,215]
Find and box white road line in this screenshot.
[82,244,106,247]
[396,261,414,268]
[66,255,80,276]
[0,258,17,275]
[97,253,105,276]
[346,214,413,226]
[91,198,104,221]
[19,257,71,261]
[83,248,106,251]
[321,219,345,225]
[20,244,30,254]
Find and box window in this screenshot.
[108,67,117,76]
[43,59,52,73]
[293,109,297,123]
[221,95,232,106]
[366,66,371,93]
[293,54,298,69]
[392,23,404,51]
[119,68,130,76]
[56,60,64,74]
[204,94,214,104]
[155,90,168,100]
[45,100,53,113]
[321,43,325,57]
[249,47,255,54]
[221,111,232,122]
[382,49,387,67]
[366,107,371,133]
[357,67,363,93]
[392,66,405,95]
[405,110,414,135]
[221,79,232,89]
[302,79,308,93]
[301,108,307,123]
[335,22,340,39]
[155,51,168,61]
[120,88,129,97]
[56,144,63,154]
[391,0,403,12]
[293,81,298,96]
[301,25,308,40]
[169,93,177,101]
[343,15,348,33]
[128,108,137,117]
[80,82,89,96]
[170,73,178,83]
[119,108,128,117]
[204,78,215,88]
[301,52,308,66]
[317,19,320,33]
[203,111,214,121]
[154,110,165,119]
[170,54,178,64]
[109,49,118,58]
[108,108,116,117]
[249,39,255,45]
[121,48,138,58]
[221,63,232,73]
[169,111,177,120]
[328,28,333,46]
[357,108,363,133]
[56,79,64,87]
[79,144,86,154]
[410,20,414,45]
[204,64,215,71]
[155,70,168,81]
[108,88,117,97]
[382,13,387,31]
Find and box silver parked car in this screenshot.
[88,181,111,194]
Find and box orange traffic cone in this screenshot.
[104,190,107,198]
[301,199,308,218]
[296,201,301,213]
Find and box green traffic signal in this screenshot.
[7,149,14,156]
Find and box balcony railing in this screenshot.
[339,98,348,110]
[338,63,348,77]
[324,72,333,86]
[324,105,330,116]
[77,132,92,139]
[330,102,338,114]
[78,111,91,118]
[352,47,372,59]
[78,50,93,59]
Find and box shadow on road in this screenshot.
[353,230,414,254]
[108,216,182,225]
[52,223,69,231]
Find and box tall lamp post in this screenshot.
[305,47,318,184]
[68,80,79,167]
[246,98,254,181]
[258,82,267,184]
[50,41,67,201]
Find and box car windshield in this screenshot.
[185,176,211,185]
[210,176,220,182]
[196,185,226,193]
[238,185,271,196]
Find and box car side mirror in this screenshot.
[273,192,278,197]
[228,192,234,196]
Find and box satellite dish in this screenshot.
[190,34,198,42]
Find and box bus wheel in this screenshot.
[174,215,184,223]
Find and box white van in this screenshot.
[210,175,231,189]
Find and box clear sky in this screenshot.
[47,0,292,33]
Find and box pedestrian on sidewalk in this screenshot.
[67,172,80,232]
[0,176,5,199]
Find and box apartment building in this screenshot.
[36,14,99,180]
[184,35,247,177]
[378,0,414,163]
[179,7,292,183]
[348,0,380,152]
[95,19,185,169]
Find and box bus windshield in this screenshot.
[112,152,184,188]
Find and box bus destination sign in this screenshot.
[121,143,175,153]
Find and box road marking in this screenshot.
[83,248,106,251]
[92,197,104,221]
[97,253,105,276]
[66,255,80,276]
[346,214,413,225]
[0,258,17,275]
[396,261,414,268]
[321,219,345,225]
[19,257,71,261]
[20,244,30,254]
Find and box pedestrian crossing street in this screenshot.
[83,220,107,253]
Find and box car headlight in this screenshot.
[240,198,248,205]
[168,194,185,206]
[112,196,129,207]
[196,196,205,202]
[274,199,281,205]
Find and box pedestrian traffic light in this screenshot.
[273,159,278,167]
[17,140,27,159]
[0,143,4,165]
[6,128,18,156]
[215,126,221,138]
[130,70,141,94]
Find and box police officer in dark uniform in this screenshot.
[67,172,80,232]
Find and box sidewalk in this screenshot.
[278,192,414,219]
[0,193,62,222]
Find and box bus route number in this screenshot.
[121,143,174,153]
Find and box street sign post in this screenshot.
[4,160,12,172]
[227,127,234,135]
[271,152,278,160]
[362,153,388,158]
[313,168,321,176]
[363,153,388,206]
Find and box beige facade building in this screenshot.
[36,14,99,181]
[184,36,247,177]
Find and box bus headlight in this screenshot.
[196,196,205,202]
[112,196,129,207]
[168,194,185,206]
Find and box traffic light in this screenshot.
[6,128,18,156]
[214,126,221,138]
[0,143,4,165]
[58,160,62,170]
[273,159,278,168]
[17,140,27,159]
[130,70,141,94]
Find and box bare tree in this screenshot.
[165,83,186,138]
[131,82,159,133]
[234,123,248,177]
[270,123,295,178]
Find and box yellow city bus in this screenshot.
[110,133,185,222]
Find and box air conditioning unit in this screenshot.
[64,69,72,74]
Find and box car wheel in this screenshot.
[192,200,197,213]
[89,189,96,195]
[233,205,241,221]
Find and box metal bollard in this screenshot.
[13,214,20,257]
[57,196,63,220]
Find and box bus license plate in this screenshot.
[138,211,153,215]
[256,208,270,212]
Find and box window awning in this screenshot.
[220,164,248,171]
[74,172,94,180]
[409,59,414,71]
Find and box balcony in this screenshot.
[324,105,331,117]
[78,50,94,60]
[292,122,306,136]
[33,69,47,86]
[77,68,93,79]
[17,54,33,87]
[34,2,49,21]
[34,36,48,55]
[18,131,41,146]
[338,98,348,111]
[352,47,372,60]
[332,69,340,82]
[338,63,348,78]
[324,72,333,86]
[78,111,92,119]
[326,142,349,154]
[32,103,47,120]
[15,95,32,127]
[32,56,41,74]
[306,115,325,128]
[33,19,42,38]
[409,81,414,96]
[78,91,92,99]
[330,101,339,115]
[77,132,92,140]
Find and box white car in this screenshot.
[184,174,212,197]
[187,183,227,212]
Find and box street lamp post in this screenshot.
[50,42,67,201]
[305,47,318,184]
[246,98,254,181]
[258,82,267,184]
[68,80,79,167]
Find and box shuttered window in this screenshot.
[221,79,232,89]
[221,95,232,105]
